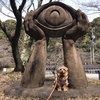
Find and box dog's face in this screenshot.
[57,66,68,77]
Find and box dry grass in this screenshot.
[0,72,23,100]
[0,72,100,100]
[87,78,100,85]
[0,72,39,100]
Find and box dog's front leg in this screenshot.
[57,83,62,91]
[63,85,68,91]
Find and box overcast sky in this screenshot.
[0,0,99,22]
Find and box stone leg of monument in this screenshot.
[62,10,89,88]
[21,10,47,88]
[21,38,47,88]
[62,39,88,88]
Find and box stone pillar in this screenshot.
[62,39,88,88]
[21,38,47,88]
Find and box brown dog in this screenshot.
[54,66,69,92]
[47,66,68,100]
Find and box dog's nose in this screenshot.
[61,69,64,73]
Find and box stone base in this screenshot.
[4,79,100,100]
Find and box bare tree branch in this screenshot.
[0,0,12,12]
[0,0,36,21]
[10,0,26,20]
[49,0,52,2]
[0,11,15,19]
[27,0,35,12]
[38,0,43,7]
[71,0,100,14]
[16,0,27,13]
[19,0,27,12]
[10,0,18,19]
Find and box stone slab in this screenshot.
[4,80,100,100]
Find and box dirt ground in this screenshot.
[0,72,100,100]
[0,72,24,100]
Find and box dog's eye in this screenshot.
[64,69,66,71]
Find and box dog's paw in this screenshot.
[57,88,62,92]
[63,87,68,92]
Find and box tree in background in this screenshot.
[71,0,100,15]
[0,0,99,73]
[0,0,26,73]
[71,0,100,64]
[0,0,54,72]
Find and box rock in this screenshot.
[4,80,100,100]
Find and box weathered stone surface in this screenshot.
[4,80,100,100]
[21,38,47,88]
[24,2,76,38]
[62,40,88,88]
[22,2,89,89]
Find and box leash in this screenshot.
[47,80,57,100]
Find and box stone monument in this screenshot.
[21,2,89,89]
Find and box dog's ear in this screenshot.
[62,66,68,71]
[65,67,68,71]
[57,67,61,72]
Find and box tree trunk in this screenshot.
[12,18,24,73]
[62,39,88,89]
[21,38,47,88]
[11,40,24,73]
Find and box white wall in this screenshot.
[86,73,99,80]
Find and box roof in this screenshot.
[84,64,100,69]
